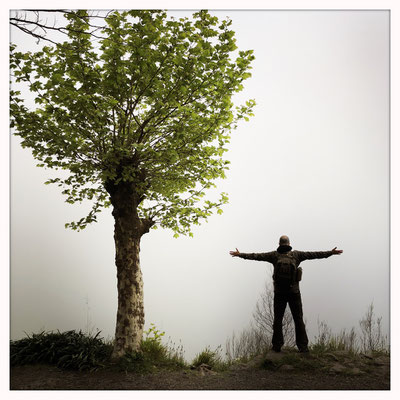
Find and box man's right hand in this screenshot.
[331,247,343,255]
[229,248,240,257]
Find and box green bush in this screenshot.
[11,324,187,373]
[117,324,186,372]
[140,323,167,361]
[191,346,225,370]
[10,330,112,371]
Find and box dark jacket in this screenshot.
[239,246,333,293]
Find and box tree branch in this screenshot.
[10,10,109,44]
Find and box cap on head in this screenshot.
[279,235,290,246]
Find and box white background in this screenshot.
[9,9,390,363]
[4,3,399,399]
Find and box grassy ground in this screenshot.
[10,348,390,390]
[10,327,390,390]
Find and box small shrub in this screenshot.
[163,337,186,369]
[10,330,112,371]
[225,326,268,363]
[138,323,186,370]
[359,303,389,353]
[311,320,358,354]
[141,323,167,361]
[192,346,226,370]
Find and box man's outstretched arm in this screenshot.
[229,248,276,263]
[296,247,343,262]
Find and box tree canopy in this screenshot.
[10,10,255,236]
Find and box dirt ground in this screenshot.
[10,351,390,391]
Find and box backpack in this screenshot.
[273,252,298,286]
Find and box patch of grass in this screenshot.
[280,354,321,371]
[191,346,228,371]
[11,324,187,373]
[142,324,186,369]
[116,324,187,373]
[115,350,153,374]
[368,349,390,357]
[260,348,325,372]
[10,330,113,371]
[141,333,167,362]
[161,337,187,369]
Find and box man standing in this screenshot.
[230,235,343,353]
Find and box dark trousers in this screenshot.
[272,291,309,351]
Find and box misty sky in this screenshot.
[9,9,390,363]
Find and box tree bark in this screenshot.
[105,179,152,359]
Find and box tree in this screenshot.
[10,9,255,358]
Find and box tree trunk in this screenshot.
[112,232,144,359]
[106,179,152,359]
